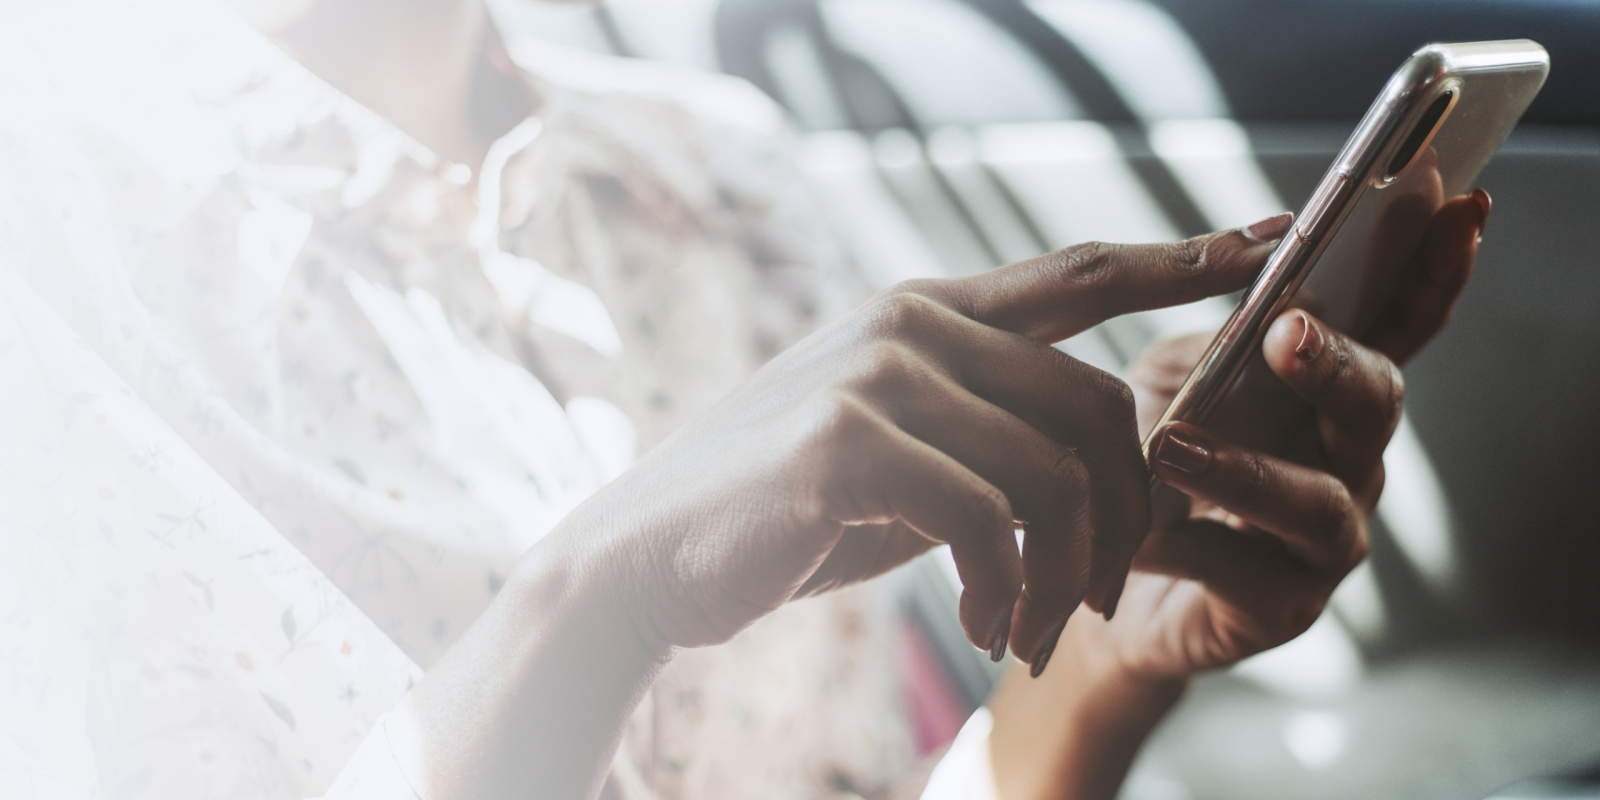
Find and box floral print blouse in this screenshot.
[0,0,913,797]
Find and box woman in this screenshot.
[0,0,1487,797]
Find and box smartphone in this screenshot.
[1143,40,1549,461]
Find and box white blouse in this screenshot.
[0,0,913,797]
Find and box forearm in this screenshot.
[385,529,671,799]
[986,616,1186,800]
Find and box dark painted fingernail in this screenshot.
[1104,579,1125,621]
[1470,188,1492,245]
[1153,427,1210,475]
[1029,643,1055,678]
[1242,212,1294,243]
[988,614,1011,663]
[1030,617,1070,678]
[1470,187,1492,219]
[1295,312,1324,362]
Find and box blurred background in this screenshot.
[491,2,1600,798]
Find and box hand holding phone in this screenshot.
[1146,40,1548,463]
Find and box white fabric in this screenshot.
[0,257,419,798]
[919,708,999,800]
[319,717,423,800]
[0,0,913,796]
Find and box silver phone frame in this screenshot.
[1141,40,1550,463]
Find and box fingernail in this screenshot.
[1470,188,1492,244]
[1029,642,1055,678]
[1153,427,1210,475]
[1104,579,1125,621]
[1030,617,1070,679]
[1470,187,1492,219]
[988,614,1011,663]
[1295,312,1324,362]
[1242,212,1294,243]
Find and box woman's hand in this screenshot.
[987,190,1488,800]
[1107,188,1487,681]
[1097,316,1400,679]
[548,221,1292,670]
[387,223,1296,800]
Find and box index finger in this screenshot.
[938,214,1293,344]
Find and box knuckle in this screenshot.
[1382,359,1406,422]
[801,390,876,448]
[1225,451,1271,508]
[1049,240,1112,289]
[1164,237,1210,275]
[1109,377,1139,424]
[1348,525,1371,569]
[966,482,1014,533]
[857,341,922,392]
[1315,479,1356,534]
[1313,480,1368,570]
[1098,366,1139,414]
[1046,448,1091,488]
[1079,363,1138,424]
[1363,464,1388,510]
[1282,598,1326,639]
[1046,451,1098,536]
[866,290,940,339]
[1202,631,1246,667]
[884,277,946,301]
[1053,359,1144,460]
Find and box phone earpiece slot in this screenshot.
[1382,89,1457,183]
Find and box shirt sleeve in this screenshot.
[0,118,421,800]
[315,717,423,800]
[919,708,1001,800]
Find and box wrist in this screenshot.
[1051,616,1188,743]
[988,613,1187,800]
[391,523,672,799]
[507,521,677,667]
[1073,613,1178,686]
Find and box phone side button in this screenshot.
[1296,171,1353,243]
